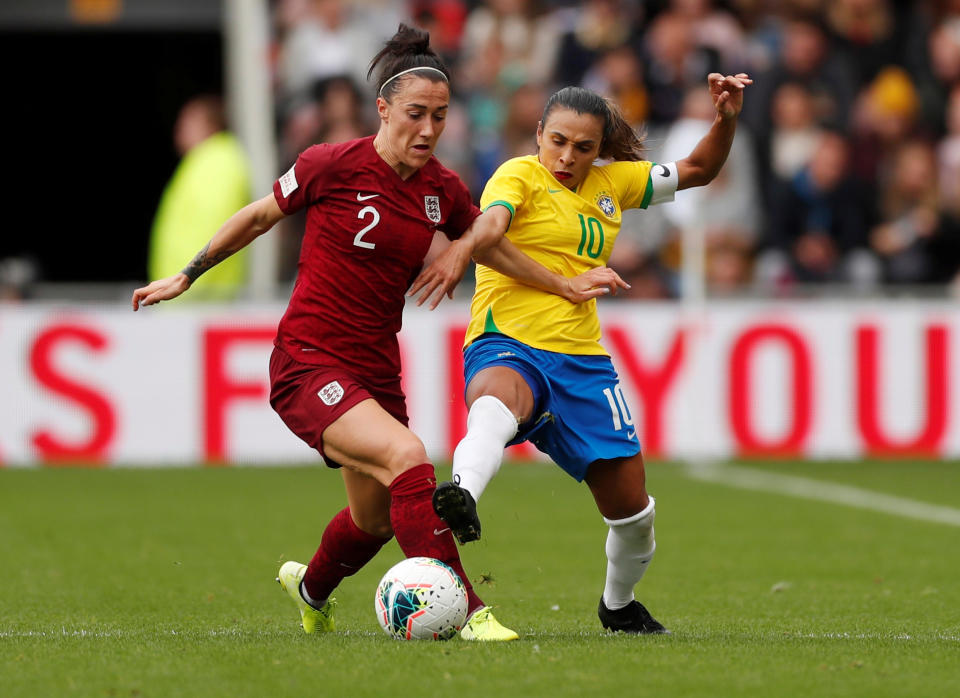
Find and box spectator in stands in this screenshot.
[670,0,751,75]
[456,1,561,193]
[411,0,468,66]
[937,82,960,219]
[280,75,371,166]
[759,130,878,288]
[499,82,548,160]
[825,0,900,85]
[768,81,824,181]
[148,95,251,300]
[869,139,945,284]
[581,44,649,126]
[641,9,717,125]
[553,0,644,87]
[909,13,960,137]
[741,12,858,177]
[726,0,783,74]
[276,0,400,108]
[458,0,561,89]
[849,65,924,187]
[0,257,37,301]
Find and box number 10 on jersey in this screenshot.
[577,214,604,259]
[603,383,633,431]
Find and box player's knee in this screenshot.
[466,395,518,442]
[355,517,394,540]
[385,435,429,475]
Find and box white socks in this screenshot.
[601,496,656,611]
[451,395,518,500]
[299,580,326,610]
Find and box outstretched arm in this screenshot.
[409,204,628,309]
[676,73,752,190]
[132,193,285,310]
[408,205,511,308]
[474,236,629,303]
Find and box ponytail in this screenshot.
[367,23,450,101]
[541,86,645,161]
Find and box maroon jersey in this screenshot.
[273,136,480,378]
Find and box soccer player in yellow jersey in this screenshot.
[416,72,752,634]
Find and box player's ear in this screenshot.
[376,96,390,123]
[535,120,543,148]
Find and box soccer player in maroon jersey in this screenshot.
[132,24,622,641]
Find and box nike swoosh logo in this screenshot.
[547,188,562,194]
[434,528,451,536]
[657,165,671,178]
[357,192,380,201]
[627,430,637,440]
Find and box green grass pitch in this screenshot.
[1,460,958,697]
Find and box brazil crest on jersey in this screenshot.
[466,155,667,355]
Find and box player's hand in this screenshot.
[563,266,630,303]
[131,274,191,311]
[708,73,752,120]
[408,239,473,310]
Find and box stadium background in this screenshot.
[2,5,958,697]
[1,0,956,466]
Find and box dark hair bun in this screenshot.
[368,23,450,100]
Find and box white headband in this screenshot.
[379,66,448,97]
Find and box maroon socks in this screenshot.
[303,506,390,603]
[388,463,484,613]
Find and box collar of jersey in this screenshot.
[528,154,588,197]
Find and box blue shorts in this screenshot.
[463,335,641,481]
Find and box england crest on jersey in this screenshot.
[424,195,441,223]
[317,381,344,406]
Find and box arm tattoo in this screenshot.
[181,241,234,283]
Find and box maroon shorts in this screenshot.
[268,346,408,466]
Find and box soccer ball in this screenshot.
[374,557,468,640]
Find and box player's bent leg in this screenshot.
[455,368,532,500]
[584,452,650,520]
[296,470,395,627]
[438,395,517,543]
[341,468,393,539]
[321,399,429,486]
[322,399,488,614]
[586,454,668,634]
[436,368,530,544]
[602,497,656,610]
[596,500,666,634]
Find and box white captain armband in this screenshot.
[649,162,679,205]
[278,163,299,198]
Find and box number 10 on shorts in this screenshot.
[602,384,634,431]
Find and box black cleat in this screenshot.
[432,481,481,544]
[598,598,670,634]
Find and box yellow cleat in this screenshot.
[276,561,336,634]
[460,606,519,641]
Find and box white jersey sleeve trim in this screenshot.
[649,162,678,205]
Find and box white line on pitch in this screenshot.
[682,463,960,527]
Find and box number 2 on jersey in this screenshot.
[355,205,380,249]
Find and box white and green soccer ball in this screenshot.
[374,557,468,640]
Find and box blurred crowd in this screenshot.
[264,0,960,298]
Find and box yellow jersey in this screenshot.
[466,155,664,355]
